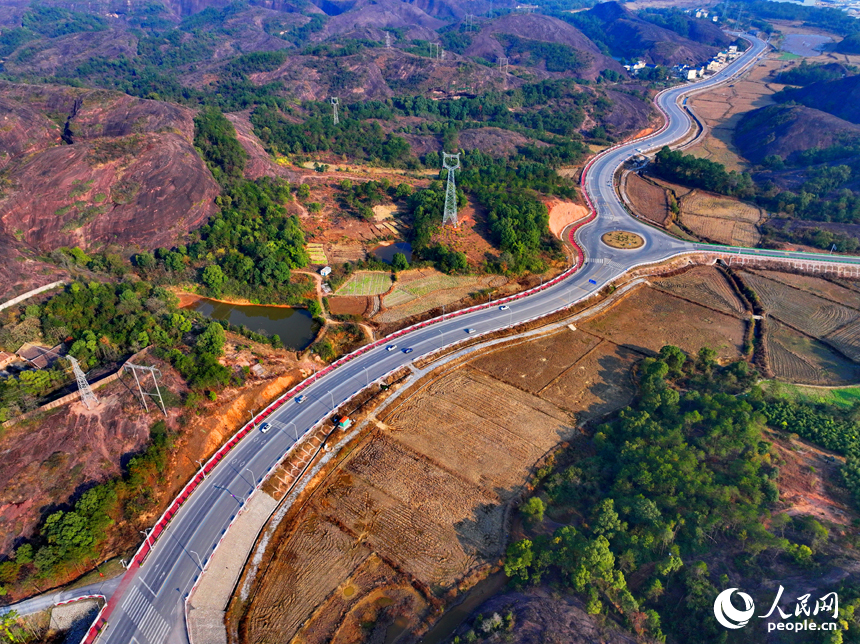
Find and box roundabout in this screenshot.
[601,230,645,250]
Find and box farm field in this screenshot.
[471,328,601,394]
[376,270,507,323]
[653,266,747,316]
[623,173,670,225]
[765,319,860,385]
[679,191,763,246]
[684,55,786,171]
[335,271,393,296]
[234,266,860,644]
[580,285,746,361]
[327,296,367,316]
[750,269,860,311]
[740,271,859,339]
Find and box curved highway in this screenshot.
[90,33,860,644]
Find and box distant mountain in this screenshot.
[735,103,860,165]
[573,1,728,66]
[776,75,860,125]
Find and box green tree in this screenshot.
[391,252,409,271]
[196,322,225,357]
[202,264,226,294]
[520,497,545,524]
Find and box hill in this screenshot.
[465,13,625,81]
[0,82,220,299]
[776,75,860,125]
[735,103,860,165]
[571,1,728,66]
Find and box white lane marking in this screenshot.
[120,587,171,644]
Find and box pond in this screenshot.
[184,298,319,350]
[781,33,833,57]
[373,241,412,264]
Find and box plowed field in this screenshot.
[751,270,860,311]
[624,173,670,224]
[741,272,858,338]
[653,266,747,316]
[765,320,860,385]
[580,286,746,361]
[680,192,762,246]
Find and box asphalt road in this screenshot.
[65,32,860,644]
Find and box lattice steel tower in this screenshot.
[385,31,392,49]
[331,97,339,125]
[442,152,461,227]
[124,363,167,416]
[68,356,98,409]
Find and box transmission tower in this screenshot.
[331,97,339,125]
[68,356,98,409]
[442,152,461,227]
[499,57,509,89]
[385,31,392,49]
[124,363,167,416]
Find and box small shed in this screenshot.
[320,266,332,277]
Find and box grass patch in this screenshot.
[762,380,860,408]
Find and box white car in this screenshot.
[260,422,272,434]
[499,305,509,311]
[296,395,306,404]
[386,345,397,351]
[465,328,477,334]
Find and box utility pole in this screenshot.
[442,152,461,227]
[331,97,339,126]
[68,356,98,409]
[124,363,167,416]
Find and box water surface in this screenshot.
[186,298,318,350]
[373,242,413,264]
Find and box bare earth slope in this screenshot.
[0,82,220,299]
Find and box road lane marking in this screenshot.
[122,587,171,643]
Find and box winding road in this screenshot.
[15,32,860,644]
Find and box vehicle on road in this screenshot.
[259,422,272,434]
[295,395,306,404]
[386,345,397,351]
[499,305,509,311]
[402,348,413,354]
[589,279,597,285]
[465,328,477,334]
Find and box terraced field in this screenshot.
[765,320,860,385]
[752,270,860,311]
[654,266,747,316]
[741,272,859,339]
[376,271,507,323]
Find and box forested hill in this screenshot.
[777,75,860,126]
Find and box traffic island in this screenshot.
[601,230,645,249]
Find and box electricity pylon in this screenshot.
[385,32,392,49]
[68,356,98,409]
[499,57,509,89]
[442,152,461,227]
[124,363,167,416]
[331,97,339,125]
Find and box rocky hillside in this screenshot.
[776,75,860,125]
[0,82,220,299]
[577,1,728,66]
[735,103,860,165]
